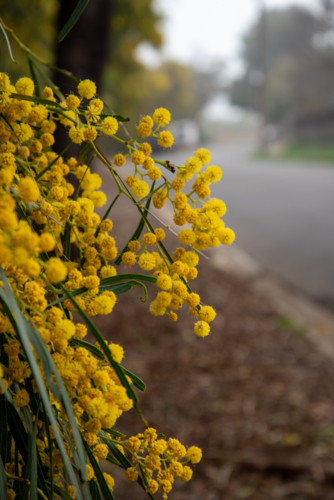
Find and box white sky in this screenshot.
[138,0,320,76]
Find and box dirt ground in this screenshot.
[93,259,334,500]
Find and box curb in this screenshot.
[210,245,334,359]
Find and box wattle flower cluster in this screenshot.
[0,70,234,499]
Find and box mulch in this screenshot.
[93,260,334,500]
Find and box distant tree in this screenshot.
[229,5,334,123]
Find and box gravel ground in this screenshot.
[92,260,334,500]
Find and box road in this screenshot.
[154,139,334,306]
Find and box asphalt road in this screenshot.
[154,139,334,306]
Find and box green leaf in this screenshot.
[31,60,64,100]
[98,280,148,302]
[58,0,90,41]
[90,479,102,500]
[84,440,115,500]
[0,272,87,497]
[79,141,92,163]
[60,286,138,406]
[28,56,41,98]
[0,395,7,462]
[122,367,146,392]
[71,339,104,359]
[26,410,39,500]
[47,274,156,308]
[53,484,72,500]
[100,113,130,122]
[0,455,7,500]
[9,92,63,109]
[115,181,155,265]
[0,21,16,63]
[101,428,125,439]
[94,193,121,239]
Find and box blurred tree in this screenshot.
[229,5,334,123]
[0,0,57,76]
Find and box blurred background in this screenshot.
[2,0,334,498]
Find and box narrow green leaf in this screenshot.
[31,60,64,100]
[71,339,104,359]
[90,479,102,500]
[100,113,130,122]
[105,453,122,467]
[9,92,63,109]
[60,286,138,405]
[26,410,39,500]
[101,428,125,439]
[53,484,72,500]
[122,367,146,392]
[105,441,131,469]
[99,274,157,287]
[58,0,90,41]
[28,56,40,98]
[79,141,92,163]
[94,193,121,238]
[0,455,7,500]
[0,272,87,496]
[47,274,156,308]
[0,21,16,63]
[0,395,7,462]
[83,440,115,500]
[115,181,155,265]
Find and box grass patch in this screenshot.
[255,141,334,163]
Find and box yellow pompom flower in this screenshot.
[113,153,126,166]
[39,233,56,252]
[142,233,156,245]
[13,389,30,408]
[18,177,39,202]
[131,179,150,198]
[77,79,96,99]
[138,252,156,271]
[100,265,117,278]
[103,473,115,491]
[54,319,76,340]
[185,446,202,464]
[180,465,193,481]
[178,229,196,246]
[12,123,33,142]
[93,294,116,315]
[194,320,210,337]
[15,77,34,96]
[125,467,138,482]
[158,130,174,148]
[199,305,216,323]
[87,396,108,418]
[83,126,97,142]
[66,94,81,110]
[122,251,136,266]
[69,127,84,144]
[131,150,146,165]
[156,274,172,290]
[109,343,124,363]
[153,107,171,126]
[195,148,211,165]
[203,165,223,184]
[40,133,55,147]
[102,116,118,136]
[218,227,235,245]
[45,257,67,284]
